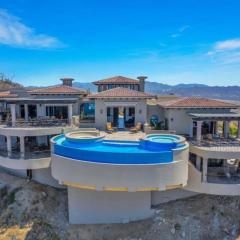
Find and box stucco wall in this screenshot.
[0,156,51,170]
[68,187,153,224]
[51,147,189,192]
[0,166,27,178]
[94,99,148,130]
[32,167,63,188]
[151,189,198,205]
[94,100,107,130]
[165,109,192,135]
[186,163,240,195]
[147,104,165,123]
[135,99,147,124]
[0,126,63,137]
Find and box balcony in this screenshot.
[0,149,50,159]
[1,118,69,128]
[207,162,240,184]
[0,148,51,170]
[186,162,240,196]
[189,138,240,159]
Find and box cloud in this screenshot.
[0,9,63,49]
[171,25,190,38]
[214,39,240,51]
[179,25,190,33]
[207,39,240,64]
[171,33,181,38]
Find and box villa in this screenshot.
[0,75,240,224]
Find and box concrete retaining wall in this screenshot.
[68,187,153,224]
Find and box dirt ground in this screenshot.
[0,171,240,240]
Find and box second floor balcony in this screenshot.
[2,117,69,128]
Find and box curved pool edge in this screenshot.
[51,133,188,165]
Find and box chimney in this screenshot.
[137,76,147,92]
[60,77,74,87]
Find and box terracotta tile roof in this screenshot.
[28,85,87,95]
[158,97,237,108]
[89,87,155,99]
[93,76,140,85]
[0,91,18,98]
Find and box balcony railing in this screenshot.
[1,118,69,128]
[207,165,240,184]
[0,149,51,159]
[190,138,240,149]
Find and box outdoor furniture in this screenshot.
[130,122,142,133]
[206,134,213,141]
[106,122,114,133]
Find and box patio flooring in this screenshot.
[102,131,146,141]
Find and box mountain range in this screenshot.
[73,81,240,101]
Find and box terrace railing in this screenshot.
[190,138,240,149]
[2,118,69,128]
[207,166,240,184]
[0,149,51,159]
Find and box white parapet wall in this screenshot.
[68,187,153,224]
[0,126,64,137]
[0,156,51,170]
[51,153,188,192]
[185,163,240,196]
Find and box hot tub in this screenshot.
[65,131,106,143]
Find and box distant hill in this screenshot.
[73,81,240,100]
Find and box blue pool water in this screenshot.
[53,134,186,165]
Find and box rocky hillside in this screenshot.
[0,171,239,240]
[0,79,23,90]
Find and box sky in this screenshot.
[0,0,240,86]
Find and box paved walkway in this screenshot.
[103,131,146,141]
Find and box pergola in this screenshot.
[188,112,240,141]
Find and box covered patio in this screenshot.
[5,100,75,127]
[190,154,240,185]
[188,112,240,142]
[0,135,52,160]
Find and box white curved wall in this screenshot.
[0,126,63,137]
[51,145,189,192]
[190,144,240,159]
[0,156,51,170]
[186,163,240,196]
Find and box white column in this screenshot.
[6,136,12,157]
[202,158,208,182]
[24,104,29,122]
[68,104,73,125]
[237,121,240,139]
[189,121,193,138]
[213,121,217,134]
[196,155,201,171]
[20,136,25,159]
[196,121,202,142]
[224,120,229,138]
[10,104,16,126]
[36,104,40,117]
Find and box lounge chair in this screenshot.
[130,122,142,133]
[106,122,114,133]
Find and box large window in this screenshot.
[46,106,68,119]
[80,103,95,120]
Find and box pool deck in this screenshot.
[102,131,146,141]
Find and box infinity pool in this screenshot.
[52,134,186,164]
